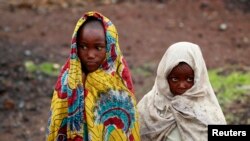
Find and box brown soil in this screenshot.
[0,0,250,140]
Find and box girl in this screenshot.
[46,11,140,141]
[137,42,226,141]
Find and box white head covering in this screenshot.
[137,42,226,141]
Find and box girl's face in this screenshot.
[167,62,194,95]
[77,21,106,73]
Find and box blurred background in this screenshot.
[0,0,250,140]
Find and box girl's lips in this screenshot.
[86,62,97,65]
[175,89,187,95]
[86,62,98,68]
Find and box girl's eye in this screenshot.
[171,77,178,82]
[79,45,87,50]
[97,47,102,51]
[187,77,194,82]
[96,46,105,51]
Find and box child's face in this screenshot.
[77,22,106,73]
[167,62,194,96]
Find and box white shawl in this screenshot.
[137,42,226,141]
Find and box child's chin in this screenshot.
[87,68,98,73]
[173,92,184,96]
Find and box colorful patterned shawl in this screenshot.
[46,11,140,141]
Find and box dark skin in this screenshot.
[167,62,195,96]
[77,20,106,82]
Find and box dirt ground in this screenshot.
[0,0,250,140]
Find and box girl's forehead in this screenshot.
[83,20,104,30]
[170,62,194,74]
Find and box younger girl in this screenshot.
[137,42,226,141]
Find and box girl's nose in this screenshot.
[179,82,188,88]
[87,49,95,59]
